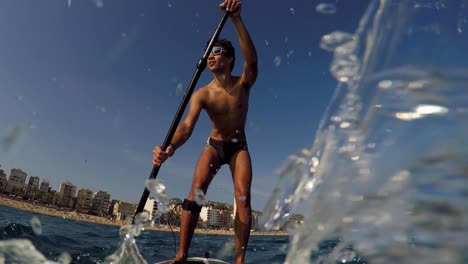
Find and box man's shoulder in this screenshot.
[192,86,210,104]
[195,85,210,96]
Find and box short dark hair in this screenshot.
[210,38,235,71]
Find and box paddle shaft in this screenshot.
[133,12,230,222]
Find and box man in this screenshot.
[152,0,257,263]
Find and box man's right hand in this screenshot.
[219,0,241,17]
[152,145,175,166]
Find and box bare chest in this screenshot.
[205,87,249,117]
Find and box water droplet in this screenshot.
[340,122,351,128]
[378,80,393,89]
[311,157,320,168]
[320,31,355,51]
[67,0,72,8]
[176,82,183,95]
[265,40,269,46]
[210,164,213,167]
[415,104,448,115]
[121,33,127,38]
[238,196,247,201]
[231,138,239,143]
[273,56,282,67]
[168,2,172,8]
[337,250,357,263]
[16,95,24,101]
[194,188,206,206]
[96,105,107,113]
[30,216,42,235]
[289,8,295,15]
[58,252,72,264]
[316,3,337,14]
[414,1,446,10]
[134,212,150,225]
[330,53,360,82]
[94,0,104,8]
[145,179,166,194]
[1,123,29,152]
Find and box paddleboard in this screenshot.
[155,257,230,264]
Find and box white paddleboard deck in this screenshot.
[155,257,230,264]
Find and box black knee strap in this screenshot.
[182,199,202,213]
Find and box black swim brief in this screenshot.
[207,137,248,165]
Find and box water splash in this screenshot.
[145,179,169,217]
[263,0,468,263]
[104,224,148,264]
[0,239,60,263]
[145,179,166,195]
[194,188,206,206]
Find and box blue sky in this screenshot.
[0,0,372,211]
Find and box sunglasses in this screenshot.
[211,46,228,55]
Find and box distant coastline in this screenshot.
[0,196,288,237]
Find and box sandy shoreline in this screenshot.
[0,196,288,237]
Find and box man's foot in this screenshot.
[169,254,188,264]
[169,259,186,264]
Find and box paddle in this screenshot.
[133,12,230,223]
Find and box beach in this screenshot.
[0,196,287,236]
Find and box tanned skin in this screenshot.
[152,0,257,263]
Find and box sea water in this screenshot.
[0,205,287,263]
[261,0,468,263]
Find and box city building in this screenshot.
[5,168,27,195]
[144,197,157,220]
[91,190,111,216]
[251,211,262,230]
[108,199,120,216]
[39,180,50,192]
[58,182,77,208]
[200,207,232,229]
[25,176,40,200]
[0,167,7,192]
[38,180,51,204]
[76,188,94,212]
[112,201,137,222]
